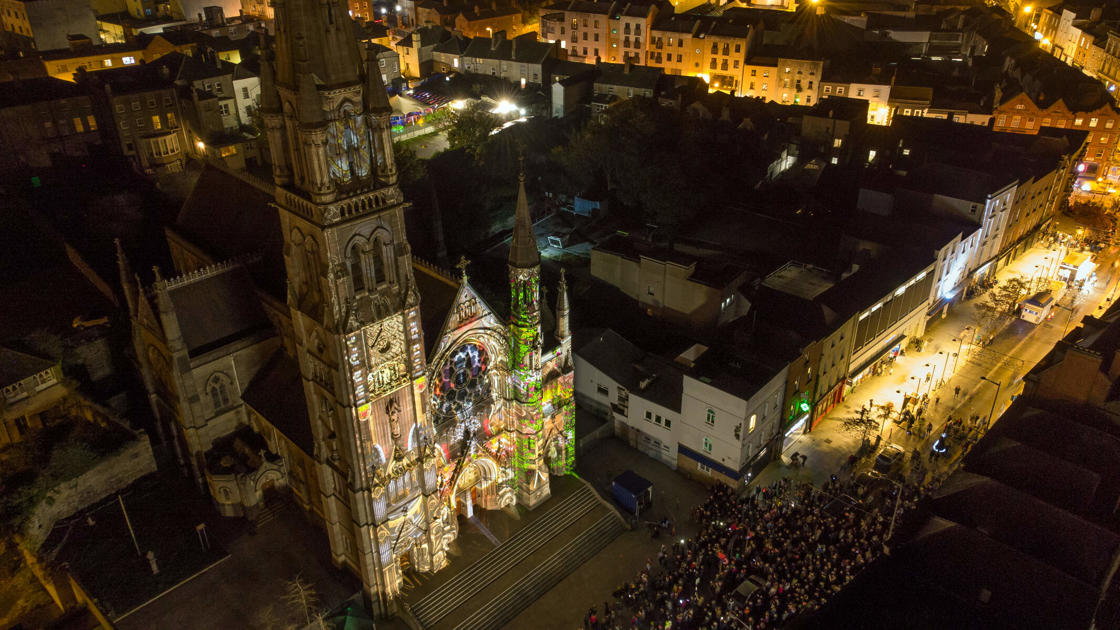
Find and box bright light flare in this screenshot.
[491,100,518,115]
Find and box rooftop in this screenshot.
[574,328,685,412]
[761,261,835,301]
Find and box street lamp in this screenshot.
[939,351,949,386]
[980,376,1001,429]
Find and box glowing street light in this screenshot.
[1022,5,1032,13]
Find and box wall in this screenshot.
[23,0,100,50]
[22,433,157,551]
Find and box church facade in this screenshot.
[121,0,575,613]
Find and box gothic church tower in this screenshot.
[508,169,551,508]
[260,0,446,612]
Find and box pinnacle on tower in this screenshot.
[508,165,540,269]
[365,56,392,114]
[296,72,324,124]
[556,268,570,342]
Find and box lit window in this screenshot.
[748,414,756,432]
[151,114,161,129]
[1090,117,1099,127]
[122,56,135,64]
[103,58,112,67]
[833,137,842,147]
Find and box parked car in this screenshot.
[730,574,767,606]
[873,444,905,474]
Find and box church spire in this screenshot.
[556,268,570,342]
[508,163,539,269]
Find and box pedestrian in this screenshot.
[954,385,961,398]
[934,396,940,407]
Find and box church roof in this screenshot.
[241,350,314,456]
[508,172,540,268]
[164,264,274,358]
[412,262,459,354]
[0,347,55,387]
[173,165,287,302]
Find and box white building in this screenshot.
[677,352,787,486]
[575,329,788,487]
[574,329,682,468]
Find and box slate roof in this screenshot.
[0,76,87,108]
[241,350,313,455]
[686,345,784,401]
[412,264,459,354]
[575,328,684,412]
[594,61,661,90]
[173,165,287,301]
[0,347,55,387]
[432,33,471,56]
[816,249,934,320]
[462,33,554,64]
[165,265,273,358]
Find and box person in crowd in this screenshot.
[606,474,928,629]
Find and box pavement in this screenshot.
[756,234,1120,489]
[503,438,711,630]
[115,504,360,630]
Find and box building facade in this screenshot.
[255,0,576,609]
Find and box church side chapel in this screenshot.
[118,0,575,613]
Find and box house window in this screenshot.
[697,462,712,474]
[749,413,756,432]
[833,137,842,147]
[664,418,671,429]
[1075,117,1084,126]
[645,410,652,422]
[824,85,831,93]
[123,56,135,64]
[706,408,715,426]
[86,115,97,130]
[1090,117,1099,127]
[857,88,864,96]
[151,115,161,129]
[167,112,177,127]
[654,414,662,425]
[597,384,609,396]
[702,437,712,453]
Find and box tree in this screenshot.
[977,276,1030,331]
[445,102,499,158]
[839,407,881,446]
[282,574,328,630]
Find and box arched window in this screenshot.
[371,239,386,286]
[349,244,366,292]
[207,373,233,412]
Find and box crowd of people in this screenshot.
[589,476,925,630]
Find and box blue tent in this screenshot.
[611,470,653,516]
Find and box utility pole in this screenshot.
[980,376,1002,430]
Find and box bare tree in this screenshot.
[839,407,880,446]
[282,574,328,629]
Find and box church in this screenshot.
[116,0,575,612]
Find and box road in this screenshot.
[761,234,1119,487]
